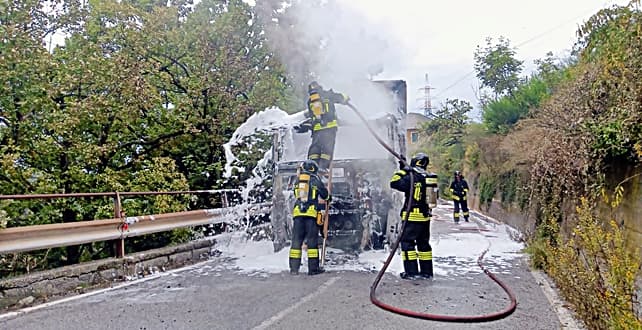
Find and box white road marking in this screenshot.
[530,269,585,330]
[252,276,340,330]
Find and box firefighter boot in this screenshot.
[308,257,325,275]
[419,260,433,279]
[400,260,419,280]
[289,257,301,275]
[318,158,330,174]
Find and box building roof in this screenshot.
[405,112,429,130]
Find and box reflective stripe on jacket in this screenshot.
[390,169,437,222]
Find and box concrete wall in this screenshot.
[467,171,642,257]
[0,238,216,311]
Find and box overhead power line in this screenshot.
[433,7,600,99]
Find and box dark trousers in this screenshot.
[307,128,336,171]
[289,216,321,273]
[400,220,433,277]
[453,198,469,222]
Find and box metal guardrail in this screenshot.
[0,190,270,256]
[0,189,240,200]
[0,203,271,254]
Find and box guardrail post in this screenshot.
[113,192,125,258]
[221,191,229,208]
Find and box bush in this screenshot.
[478,174,496,207]
[544,197,640,329]
[482,76,550,134]
[498,171,518,205]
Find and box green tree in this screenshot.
[482,76,549,134]
[474,36,523,99]
[0,0,295,275]
[424,98,471,146]
[421,98,472,192]
[147,0,292,194]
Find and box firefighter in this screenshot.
[294,81,349,172]
[390,153,438,279]
[289,160,330,275]
[449,170,470,223]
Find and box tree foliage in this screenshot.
[0,0,293,275]
[420,98,472,192]
[480,50,572,134]
[473,36,523,99]
[482,76,549,134]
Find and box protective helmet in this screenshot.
[308,81,321,94]
[300,160,319,174]
[410,153,429,169]
[454,170,461,177]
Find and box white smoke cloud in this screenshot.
[260,0,410,120]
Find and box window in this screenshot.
[410,131,419,144]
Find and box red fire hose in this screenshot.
[347,102,517,322]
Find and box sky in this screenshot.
[333,0,632,119]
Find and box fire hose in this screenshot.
[347,102,517,322]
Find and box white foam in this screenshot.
[209,209,525,278]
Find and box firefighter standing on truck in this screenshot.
[294,81,349,172]
[289,160,330,275]
[389,153,438,279]
[449,170,470,223]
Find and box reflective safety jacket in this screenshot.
[306,89,349,131]
[292,171,329,218]
[449,178,469,200]
[390,169,438,221]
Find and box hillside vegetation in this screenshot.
[418,3,641,328]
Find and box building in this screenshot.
[405,112,429,152]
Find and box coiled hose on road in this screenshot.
[347,103,517,322]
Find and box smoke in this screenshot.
[257,0,408,120]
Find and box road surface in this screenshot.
[0,205,578,329]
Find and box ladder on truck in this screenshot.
[319,161,333,268]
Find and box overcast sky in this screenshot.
[336,0,631,118]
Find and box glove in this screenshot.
[452,195,460,201]
[341,93,350,104]
[398,156,409,171]
[294,122,311,133]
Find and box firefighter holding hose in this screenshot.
[293,81,350,173]
[389,153,438,279]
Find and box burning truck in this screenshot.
[269,80,408,253]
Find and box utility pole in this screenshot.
[417,73,435,117]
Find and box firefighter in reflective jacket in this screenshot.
[389,153,438,279]
[294,81,349,172]
[289,160,330,275]
[449,170,469,223]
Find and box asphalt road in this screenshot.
[0,207,576,330]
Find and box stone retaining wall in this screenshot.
[0,237,216,311]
